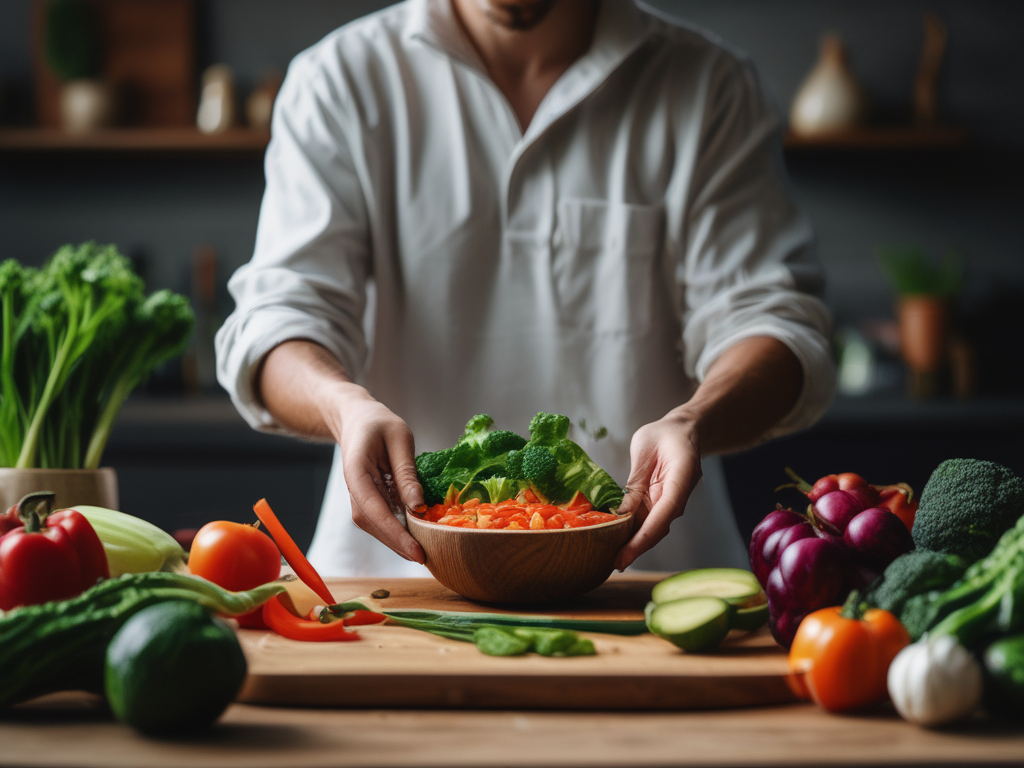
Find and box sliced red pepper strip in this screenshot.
[253,498,335,605]
[343,609,387,626]
[263,593,360,642]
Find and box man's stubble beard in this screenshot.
[478,0,559,31]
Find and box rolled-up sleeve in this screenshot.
[215,50,371,433]
[679,50,836,439]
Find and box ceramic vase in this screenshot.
[0,467,118,513]
[59,79,116,133]
[790,33,868,135]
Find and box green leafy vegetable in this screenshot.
[414,412,624,511]
[900,512,1024,645]
[0,244,194,468]
[864,549,969,619]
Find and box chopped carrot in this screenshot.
[529,511,545,529]
[546,514,565,529]
[463,498,481,509]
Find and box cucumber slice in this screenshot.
[731,602,769,632]
[644,600,657,626]
[651,568,763,608]
[647,597,733,652]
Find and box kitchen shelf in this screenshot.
[0,127,270,154]
[783,126,967,151]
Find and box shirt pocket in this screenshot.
[555,199,666,335]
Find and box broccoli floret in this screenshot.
[415,448,452,480]
[423,476,450,506]
[481,430,527,457]
[459,414,495,447]
[525,412,624,511]
[912,459,1024,562]
[479,477,519,505]
[520,445,558,490]
[506,449,525,480]
[865,549,969,618]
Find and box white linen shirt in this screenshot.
[216,0,835,577]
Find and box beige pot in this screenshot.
[59,79,116,133]
[0,468,118,513]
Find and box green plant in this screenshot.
[877,245,962,297]
[0,243,194,469]
[45,0,102,82]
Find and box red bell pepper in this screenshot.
[0,491,109,610]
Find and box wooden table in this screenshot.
[4,692,1024,768]
[3,576,1024,767]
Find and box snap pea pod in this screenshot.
[0,572,285,708]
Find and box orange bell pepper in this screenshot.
[788,593,910,712]
[876,483,918,532]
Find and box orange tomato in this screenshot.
[788,604,910,712]
[189,520,282,628]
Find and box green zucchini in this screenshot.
[651,568,764,608]
[732,602,770,632]
[646,597,733,652]
[0,572,284,708]
[106,600,248,734]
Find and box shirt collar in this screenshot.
[404,0,653,112]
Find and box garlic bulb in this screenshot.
[887,635,983,727]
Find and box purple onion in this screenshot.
[776,537,851,611]
[844,484,881,511]
[768,602,808,650]
[749,510,806,586]
[812,490,863,536]
[843,507,915,571]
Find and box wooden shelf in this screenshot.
[0,127,270,154]
[784,126,967,151]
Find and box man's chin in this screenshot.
[480,0,559,31]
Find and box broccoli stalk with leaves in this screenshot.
[0,243,194,469]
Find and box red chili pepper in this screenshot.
[253,498,335,605]
[0,493,109,610]
[262,593,360,642]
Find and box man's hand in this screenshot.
[256,340,426,564]
[614,414,702,571]
[613,336,805,570]
[332,395,426,564]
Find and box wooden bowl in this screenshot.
[407,513,634,606]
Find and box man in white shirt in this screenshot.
[216,0,835,577]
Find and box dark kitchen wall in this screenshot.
[1,0,1022,340]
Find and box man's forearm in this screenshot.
[255,340,372,441]
[670,336,805,455]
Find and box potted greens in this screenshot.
[45,0,114,132]
[878,246,962,398]
[0,243,194,510]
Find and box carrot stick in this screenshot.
[253,498,335,605]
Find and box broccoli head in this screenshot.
[865,549,969,618]
[912,458,1024,562]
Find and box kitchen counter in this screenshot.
[4,692,1024,768]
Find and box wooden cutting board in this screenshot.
[237,574,797,711]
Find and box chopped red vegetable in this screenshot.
[412,494,617,530]
[253,498,334,605]
[262,593,360,642]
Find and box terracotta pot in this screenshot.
[897,296,949,373]
[0,468,118,513]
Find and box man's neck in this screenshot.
[451,0,598,130]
